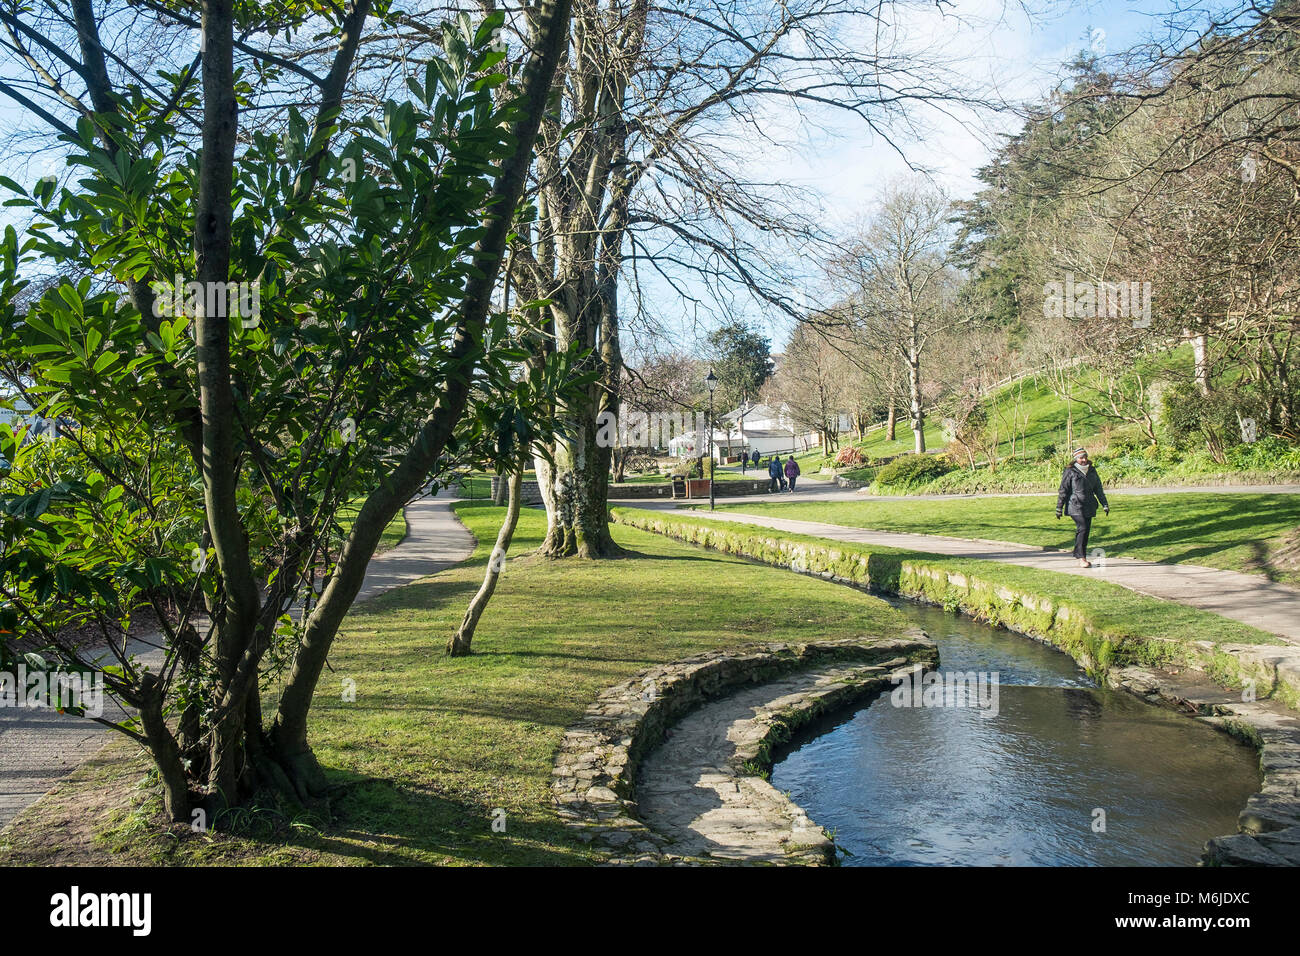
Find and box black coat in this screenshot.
[1057,464,1109,518]
[768,458,781,478]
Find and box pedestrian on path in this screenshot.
[767,455,781,493]
[1056,447,1109,567]
[784,455,800,492]
[752,449,760,469]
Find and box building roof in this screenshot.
[721,401,784,424]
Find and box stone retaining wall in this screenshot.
[1109,666,1300,865]
[551,635,937,865]
[482,478,544,504]
[610,508,1300,713]
[610,508,1300,866]
[607,482,674,499]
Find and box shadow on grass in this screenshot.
[1103,496,1298,582]
[231,769,594,866]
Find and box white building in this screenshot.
[667,402,850,460]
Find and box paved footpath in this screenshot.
[0,492,475,832]
[620,477,1300,644]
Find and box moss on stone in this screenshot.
[611,507,1294,708]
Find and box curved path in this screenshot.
[0,492,474,831]
[636,660,908,862]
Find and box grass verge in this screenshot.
[711,493,1300,587]
[335,497,408,553]
[611,507,1292,709]
[0,503,903,866]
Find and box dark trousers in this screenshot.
[769,475,779,493]
[1071,514,1092,559]
[788,476,797,491]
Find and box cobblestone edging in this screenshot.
[1109,666,1300,866]
[551,635,937,865]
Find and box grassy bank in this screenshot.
[611,507,1289,706]
[711,492,1300,587]
[791,345,1300,494]
[335,497,408,553]
[0,504,903,866]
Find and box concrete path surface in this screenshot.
[0,491,476,832]
[611,474,1300,507]
[355,493,476,603]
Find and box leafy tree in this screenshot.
[0,0,573,821]
[707,322,773,413]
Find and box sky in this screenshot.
[0,0,1232,356]
[775,0,1180,213]
[650,0,1217,355]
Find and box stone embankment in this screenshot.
[551,635,936,865]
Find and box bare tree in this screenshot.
[832,178,963,453]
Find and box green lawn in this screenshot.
[712,492,1300,586]
[9,503,904,866]
[614,507,1283,652]
[335,497,407,552]
[455,474,495,500]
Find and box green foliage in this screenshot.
[872,452,953,489]
[668,457,714,479]
[0,9,585,807]
[1162,384,1263,463]
[706,322,773,411]
[1225,436,1300,471]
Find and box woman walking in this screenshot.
[784,455,801,492]
[1056,447,1110,567]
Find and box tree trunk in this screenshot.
[908,348,926,454]
[138,674,190,823]
[1191,331,1210,394]
[269,0,574,787]
[536,413,620,558]
[886,405,896,441]
[448,466,524,656]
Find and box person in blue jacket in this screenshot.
[767,455,781,493]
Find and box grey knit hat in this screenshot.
[1072,447,1087,459]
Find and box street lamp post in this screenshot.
[705,369,717,511]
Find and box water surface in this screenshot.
[769,601,1261,866]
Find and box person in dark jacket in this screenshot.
[784,455,801,492]
[767,455,781,493]
[1056,447,1110,567]
[752,449,760,469]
